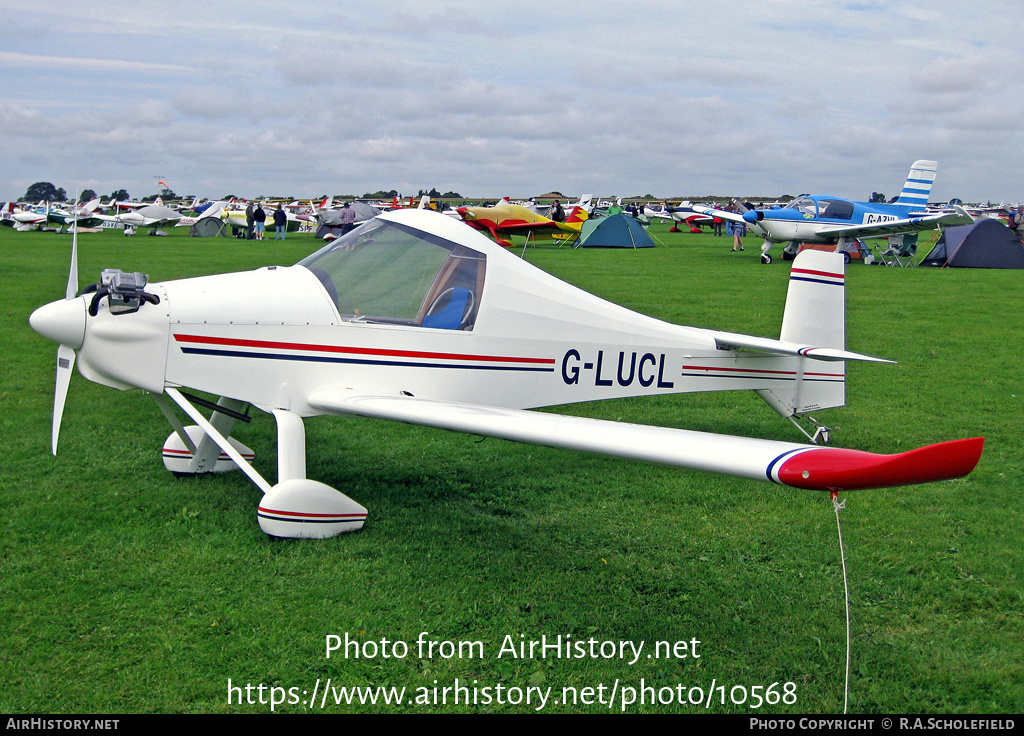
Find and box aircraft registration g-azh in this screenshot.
[30,209,984,539]
[676,161,974,263]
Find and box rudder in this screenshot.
[894,160,937,207]
[756,250,847,417]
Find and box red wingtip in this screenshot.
[778,437,985,491]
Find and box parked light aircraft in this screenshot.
[2,202,48,230]
[456,199,590,246]
[674,161,974,263]
[665,203,716,233]
[46,198,104,232]
[30,209,983,539]
[99,205,183,233]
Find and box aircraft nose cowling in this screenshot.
[75,284,170,393]
[30,297,86,349]
[743,210,762,223]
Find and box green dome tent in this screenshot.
[575,213,655,248]
[189,217,227,237]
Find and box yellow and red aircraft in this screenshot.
[456,198,589,246]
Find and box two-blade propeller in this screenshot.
[51,222,79,454]
[36,203,81,455]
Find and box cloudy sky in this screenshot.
[1,0,1021,203]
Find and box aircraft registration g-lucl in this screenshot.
[30,208,984,538]
[679,161,974,263]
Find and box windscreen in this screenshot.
[298,218,485,330]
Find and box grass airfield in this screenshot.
[1,221,1021,714]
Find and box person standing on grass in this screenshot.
[730,204,746,251]
[245,200,255,240]
[254,202,266,241]
[274,204,287,240]
[340,202,356,235]
[549,199,564,223]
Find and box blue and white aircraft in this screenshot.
[679,161,973,263]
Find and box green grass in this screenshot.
[1,223,1021,713]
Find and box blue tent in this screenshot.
[575,213,655,248]
[921,218,1024,268]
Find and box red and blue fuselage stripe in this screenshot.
[174,334,556,372]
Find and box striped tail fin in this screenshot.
[894,160,937,207]
[756,250,847,417]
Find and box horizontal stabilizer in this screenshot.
[706,329,893,363]
[307,392,982,491]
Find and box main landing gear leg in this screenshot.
[158,389,366,538]
[256,410,367,539]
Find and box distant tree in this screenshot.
[79,189,97,203]
[441,191,462,199]
[869,191,886,203]
[361,189,399,199]
[23,182,66,202]
[109,189,130,202]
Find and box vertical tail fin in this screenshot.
[566,206,588,224]
[756,250,847,417]
[894,160,937,207]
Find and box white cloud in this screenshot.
[0,0,1021,201]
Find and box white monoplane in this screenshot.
[112,205,183,233]
[30,209,983,538]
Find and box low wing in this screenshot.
[306,392,982,492]
[815,209,973,240]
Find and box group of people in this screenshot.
[244,201,289,240]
